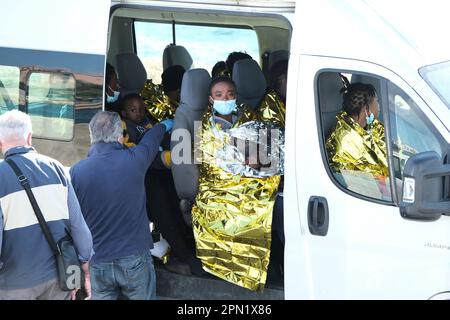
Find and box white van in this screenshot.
[1,0,450,299]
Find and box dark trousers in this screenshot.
[145,168,196,261]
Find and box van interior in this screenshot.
[106,4,292,299]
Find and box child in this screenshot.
[120,93,154,146]
[121,93,171,167]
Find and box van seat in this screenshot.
[318,72,345,139]
[116,52,147,96]
[171,68,210,224]
[163,45,193,71]
[232,59,267,110]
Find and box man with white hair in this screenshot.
[69,111,172,300]
[0,110,93,300]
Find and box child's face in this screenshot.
[123,98,146,124]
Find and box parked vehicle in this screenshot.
[1,0,449,299]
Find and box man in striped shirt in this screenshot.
[0,110,93,300]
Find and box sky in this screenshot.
[364,0,450,62]
[135,21,259,83]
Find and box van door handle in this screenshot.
[307,196,329,236]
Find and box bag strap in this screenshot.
[4,157,60,256]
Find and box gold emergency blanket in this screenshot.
[326,111,388,176]
[258,90,286,128]
[140,80,178,122]
[191,106,281,291]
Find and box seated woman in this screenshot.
[268,59,288,106]
[257,59,288,128]
[191,76,282,291]
[326,82,389,196]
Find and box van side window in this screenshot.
[388,81,443,180]
[318,72,392,202]
[27,72,75,141]
[134,21,259,82]
[0,65,19,114]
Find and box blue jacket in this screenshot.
[0,146,93,289]
[70,124,165,264]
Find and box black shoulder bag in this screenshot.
[5,158,84,291]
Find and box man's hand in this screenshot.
[70,289,78,300]
[70,262,92,300]
[82,262,92,300]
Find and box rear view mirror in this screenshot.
[400,151,450,221]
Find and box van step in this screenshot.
[155,266,284,300]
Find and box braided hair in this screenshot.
[340,83,377,117]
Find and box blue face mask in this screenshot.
[366,111,375,126]
[106,86,120,103]
[212,99,236,115]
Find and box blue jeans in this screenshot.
[90,250,156,300]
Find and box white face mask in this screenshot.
[106,85,120,103]
[212,99,237,115]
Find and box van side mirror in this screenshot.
[400,151,450,221]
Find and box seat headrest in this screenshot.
[180,68,211,112]
[116,53,147,95]
[318,72,344,138]
[319,73,344,112]
[232,59,267,110]
[268,50,289,72]
[350,74,380,91]
[163,45,193,71]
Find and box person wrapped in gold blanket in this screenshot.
[326,83,389,196]
[192,76,282,291]
[140,65,185,122]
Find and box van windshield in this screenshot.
[420,60,450,109]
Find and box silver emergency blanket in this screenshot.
[215,121,284,178]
